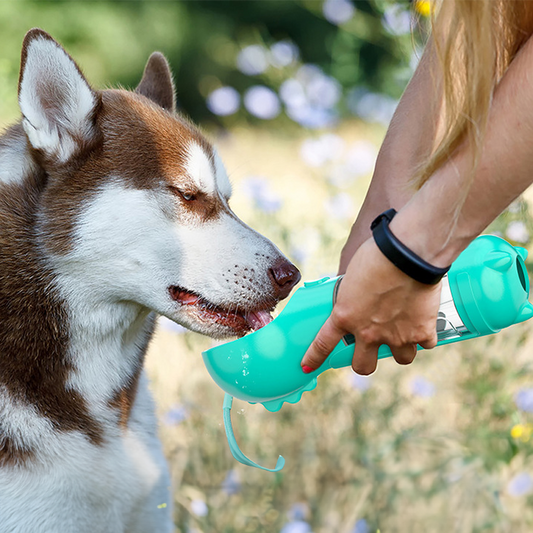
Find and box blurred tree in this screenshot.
[0,0,424,129]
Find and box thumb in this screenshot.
[301,316,346,373]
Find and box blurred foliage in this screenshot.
[0,0,426,129]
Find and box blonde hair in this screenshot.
[415,0,533,189]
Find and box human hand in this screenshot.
[300,237,441,375]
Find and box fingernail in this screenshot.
[302,365,314,374]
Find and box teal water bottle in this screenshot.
[202,235,533,471]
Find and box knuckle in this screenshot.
[418,325,438,347]
[420,335,438,349]
[358,328,378,346]
[423,323,437,338]
[331,307,351,332]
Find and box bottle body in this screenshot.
[202,235,533,411]
[327,273,474,369]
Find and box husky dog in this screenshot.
[0,29,300,533]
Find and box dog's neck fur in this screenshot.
[0,126,154,464]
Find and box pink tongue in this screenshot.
[246,310,273,330]
[179,291,200,305]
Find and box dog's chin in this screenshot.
[168,286,274,338]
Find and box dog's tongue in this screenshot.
[246,310,273,331]
[179,292,200,305]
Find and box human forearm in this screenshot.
[339,43,442,272]
[391,33,533,268]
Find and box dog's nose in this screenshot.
[269,259,301,299]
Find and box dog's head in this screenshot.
[18,29,300,338]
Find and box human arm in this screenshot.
[302,31,533,375]
[338,42,443,273]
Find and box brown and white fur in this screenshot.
[0,29,300,533]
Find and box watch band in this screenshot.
[371,208,450,285]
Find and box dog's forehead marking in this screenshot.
[185,142,216,194]
[104,91,226,198]
[213,149,232,198]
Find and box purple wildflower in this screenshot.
[515,388,533,413]
[507,472,533,497]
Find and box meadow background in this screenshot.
[3,1,533,531]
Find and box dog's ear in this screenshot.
[18,28,100,164]
[135,52,176,113]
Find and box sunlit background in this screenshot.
[3,1,533,532]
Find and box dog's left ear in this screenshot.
[18,28,101,164]
[136,52,176,113]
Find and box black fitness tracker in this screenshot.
[370,208,451,285]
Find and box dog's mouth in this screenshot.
[169,286,274,336]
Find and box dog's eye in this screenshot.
[180,191,196,202]
[169,187,196,202]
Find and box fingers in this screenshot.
[301,316,346,373]
[418,330,438,350]
[351,341,379,375]
[390,343,418,365]
[303,325,436,375]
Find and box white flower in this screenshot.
[296,64,325,85]
[282,65,342,128]
[306,75,341,109]
[280,521,312,533]
[382,5,412,36]
[295,65,341,109]
[241,176,282,213]
[507,200,523,214]
[190,499,208,517]
[322,0,356,25]
[410,376,435,398]
[299,134,344,168]
[329,140,377,188]
[344,141,378,177]
[505,220,529,243]
[237,45,268,75]
[206,87,240,116]
[286,104,337,129]
[279,79,307,108]
[244,86,281,119]
[270,41,299,68]
[300,139,326,168]
[347,90,398,126]
[324,193,354,220]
